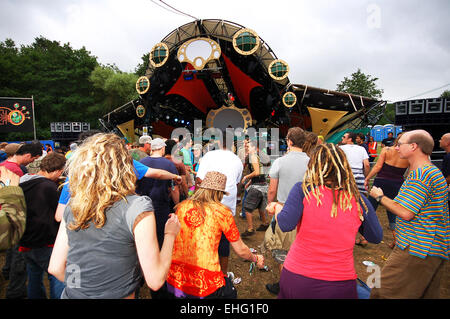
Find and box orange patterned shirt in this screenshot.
[167,200,240,297]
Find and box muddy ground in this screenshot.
[1,205,448,299]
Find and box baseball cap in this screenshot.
[139,135,152,145]
[151,138,166,150]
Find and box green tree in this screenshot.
[440,90,450,98]
[135,52,150,76]
[88,64,139,116]
[336,68,384,99]
[0,37,99,141]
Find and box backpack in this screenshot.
[0,186,27,251]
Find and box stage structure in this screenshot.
[101,19,386,142]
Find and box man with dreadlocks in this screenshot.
[267,143,382,298]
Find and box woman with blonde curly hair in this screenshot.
[267,143,383,298]
[48,133,180,299]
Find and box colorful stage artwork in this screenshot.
[0,98,34,133]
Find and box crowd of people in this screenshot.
[0,127,448,299]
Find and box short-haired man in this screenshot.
[264,127,310,295]
[136,138,179,249]
[370,129,449,298]
[0,142,43,177]
[382,131,395,148]
[130,135,152,161]
[19,152,67,299]
[196,132,243,274]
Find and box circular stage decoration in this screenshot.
[233,28,260,55]
[136,76,150,95]
[177,37,221,70]
[206,105,252,132]
[149,42,170,68]
[268,59,289,81]
[282,91,297,108]
[136,105,146,118]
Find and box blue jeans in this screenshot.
[22,246,65,299]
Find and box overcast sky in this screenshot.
[1,0,449,102]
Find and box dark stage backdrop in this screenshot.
[0,97,34,133]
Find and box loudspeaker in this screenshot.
[63,122,72,132]
[72,122,81,132]
[409,100,424,114]
[82,122,90,131]
[395,101,408,115]
[426,98,442,113]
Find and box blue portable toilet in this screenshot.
[373,125,384,142]
[383,124,395,139]
[395,125,403,137]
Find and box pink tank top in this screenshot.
[284,186,362,281]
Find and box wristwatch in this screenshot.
[376,195,383,203]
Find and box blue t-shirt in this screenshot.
[136,157,177,206]
[58,160,149,205]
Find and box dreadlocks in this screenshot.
[302,143,367,220]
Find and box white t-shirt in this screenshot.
[339,144,369,170]
[196,149,243,216]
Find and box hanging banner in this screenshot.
[0,97,34,133]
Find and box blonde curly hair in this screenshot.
[66,133,137,230]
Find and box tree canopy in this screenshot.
[336,68,384,99]
[0,37,140,141]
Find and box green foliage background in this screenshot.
[0,37,140,142]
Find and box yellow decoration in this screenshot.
[307,107,348,138]
[117,119,136,143]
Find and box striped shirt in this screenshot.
[394,165,449,260]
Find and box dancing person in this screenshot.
[137,138,179,249]
[19,152,66,299]
[48,133,180,299]
[340,132,370,195]
[54,132,181,222]
[166,171,264,299]
[364,133,409,248]
[267,143,382,299]
[264,127,310,295]
[195,133,243,274]
[1,142,42,299]
[369,130,449,298]
[241,140,269,237]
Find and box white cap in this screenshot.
[151,138,166,150]
[139,135,152,145]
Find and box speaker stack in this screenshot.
[50,122,91,142]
